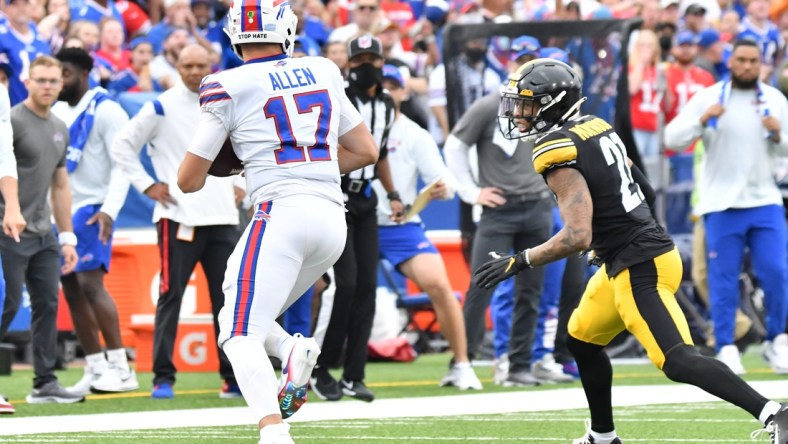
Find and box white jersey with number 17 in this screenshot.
[194,54,363,206]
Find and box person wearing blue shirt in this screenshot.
[69,0,123,26]
[0,0,51,105]
[738,0,783,82]
[146,0,191,54]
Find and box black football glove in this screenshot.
[473,251,530,289]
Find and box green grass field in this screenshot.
[0,349,785,443]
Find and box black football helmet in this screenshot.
[499,58,585,139]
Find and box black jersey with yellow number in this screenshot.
[532,115,674,277]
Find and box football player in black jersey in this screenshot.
[473,59,788,444]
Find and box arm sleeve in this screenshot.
[187,110,230,161]
[0,84,16,180]
[630,164,656,207]
[532,132,578,175]
[110,101,160,194]
[443,134,479,204]
[663,86,708,151]
[99,102,132,220]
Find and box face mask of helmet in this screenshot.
[465,47,486,64]
[349,63,383,90]
[497,60,586,140]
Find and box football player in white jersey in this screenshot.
[177,0,378,442]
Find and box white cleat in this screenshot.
[716,344,746,375]
[259,422,295,444]
[763,333,788,374]
[91,367,139,393]
[493,354,509,386]
[67,367,100,397]
[278,334,321,419]
[532,353,574,384]
[440,362,483,390]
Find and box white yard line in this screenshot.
[2,380,787,436]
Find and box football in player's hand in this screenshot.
[208,137,243,177]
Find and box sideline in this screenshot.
[2,380,788,436]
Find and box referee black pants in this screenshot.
[152,220,239,386]
[318,191,378,382]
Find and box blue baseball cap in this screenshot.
[510,35,541,62]
[698,28,720,49]
[540,47,569,64]
[382,64,404,88]
[675,30,700,46]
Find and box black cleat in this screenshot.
[764,403,788,444]
[309,366,342,401]
[339,379,374,402]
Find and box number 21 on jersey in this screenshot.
[264,89,333,165]
[599,133,645,212]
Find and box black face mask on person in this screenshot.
[349,63,383,90]
[465,47,486,64]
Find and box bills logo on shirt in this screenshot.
[53,132,64,144]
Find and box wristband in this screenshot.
[523,248,534,268]
[387,191,402,202]
[58,231,78,247]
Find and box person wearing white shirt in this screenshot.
[111,44,244,400]
[374,65,482,390]
[664,39,788,376]
[51,48,137,396]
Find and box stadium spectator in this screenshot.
[0,55,82,404]
[628,29,662,173]
[150,27,189,90]
[111,44,243,399]
[66,20,100,52]
[146,0,191,53]
[50,48,135,396]
[115,0,152,36]
[719,9,742,40]
[328,0,382,43]
[664,39,788,375]
[93,18,131,85]
[107,38,162,95]
[695,28,725,80]
[324,40,349,74]
[682,3,708,34]
[0,0,51,105]
[738,0,782,83]
[68,0,123,26]
[37,0,70,53]
[190,0,223,56]
[661,0,680,24]
[375,64,482,391]
[664,30,715,125]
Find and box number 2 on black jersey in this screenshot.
[599,133,645,212]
